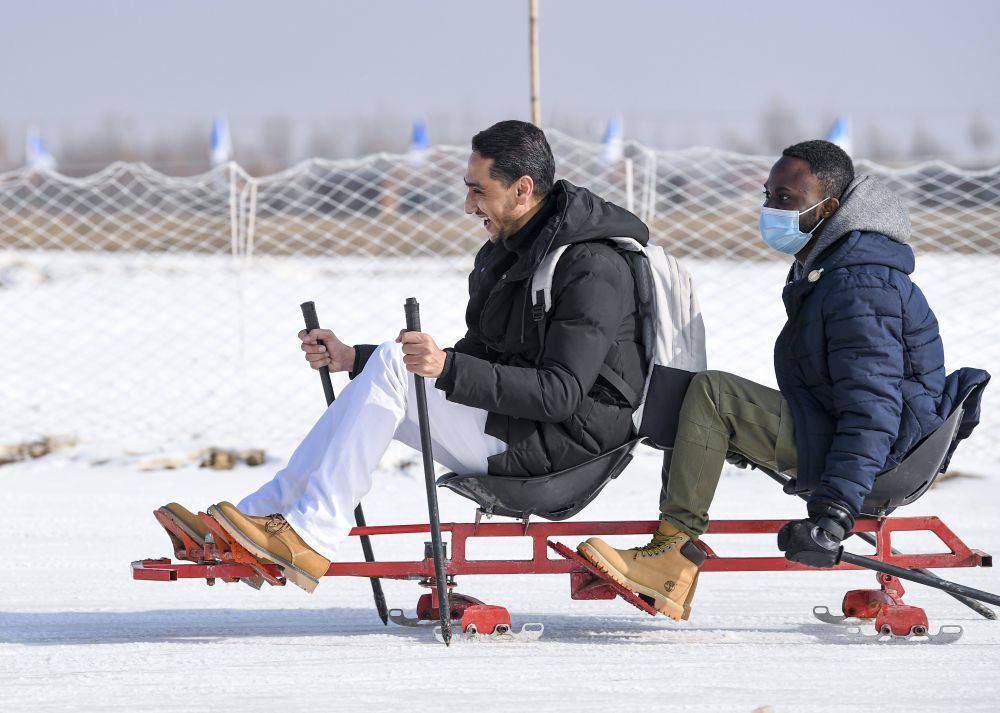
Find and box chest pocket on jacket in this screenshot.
[479,277,528,353]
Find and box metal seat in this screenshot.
[436,438,642,521]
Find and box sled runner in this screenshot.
[135,510,995,642]
[134,300,997,645]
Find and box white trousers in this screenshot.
[238,342,506,560]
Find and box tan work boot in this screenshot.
[578,521,706,620]
[207,501,330,593]
[155,503,209,561]
[155,503,265,589]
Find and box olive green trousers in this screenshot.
[660,370,798,538]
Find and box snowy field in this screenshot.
[2,444,999,712]
[1,247,999,711]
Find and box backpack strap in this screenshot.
[529,240,644,407]
[530,245,570,366]
[598,363,640,408]
[530,244,570,313]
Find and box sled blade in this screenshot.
[843,624,963,645]
[388,608,430,627]
[813,605,851,625]
[435,622,544,644]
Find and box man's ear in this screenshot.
[820,197,840,218]
[515,175,535,206]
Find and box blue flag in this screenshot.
[210,116,232,167]
[602,116,623,163]
[825,117,852,156]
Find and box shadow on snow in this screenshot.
[1,607,869,647]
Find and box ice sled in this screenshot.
[133,371,997,643]
[132,303,997,644]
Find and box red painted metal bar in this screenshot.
[132,515,991,583]
[133,558,283,582]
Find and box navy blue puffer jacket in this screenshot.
[774,230,946,516]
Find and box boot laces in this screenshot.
[264,514,290,535]
[632,532,685,558]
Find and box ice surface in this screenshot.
[2,446,998,712]
[1,247,998,710]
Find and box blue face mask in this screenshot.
[758,197,830,255]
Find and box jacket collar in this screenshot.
[502,179,649,282]
[500,193,557,257]
[782,230,912,317]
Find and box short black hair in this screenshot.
[471,120,555,199]
[781,139,855,198]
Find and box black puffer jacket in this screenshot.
[354,180,648,476]
[436,180,648,476]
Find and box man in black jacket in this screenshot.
[165,120,649,592]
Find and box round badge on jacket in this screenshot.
[807,269,823,283]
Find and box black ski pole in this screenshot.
[404,297,453,646]
[839,550,1000,607]
[759,467,996,619]
[300,301,389,626]
[852,531,996,620]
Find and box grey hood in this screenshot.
[796,174,911,277]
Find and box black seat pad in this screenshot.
[436,438,642,520]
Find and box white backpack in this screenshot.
[530,239,707,438]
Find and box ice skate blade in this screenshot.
[434,623,544,644]
[388,608,433,627]
[843,624,963,645]
[813,605,852,625]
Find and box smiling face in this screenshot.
[464,151,538,240]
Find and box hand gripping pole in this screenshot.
[759,466,995,619]
[300,301,389,625]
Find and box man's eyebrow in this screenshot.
[463,177,481,188]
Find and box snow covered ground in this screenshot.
[2,444,999,712]
[2,250,998,460]
[2,245,998,710]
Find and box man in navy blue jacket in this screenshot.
[580,140,983,621]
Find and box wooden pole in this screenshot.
[529,0,541,126]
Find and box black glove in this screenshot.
[725,451,752,470]
[777,500,855,568]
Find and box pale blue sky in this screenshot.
[2,0,997,157]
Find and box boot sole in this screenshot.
[682,572,699,620]
[207,505,322,594]
[154,507,206,560]
[577,542,687,621]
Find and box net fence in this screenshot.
[1,130,998,463]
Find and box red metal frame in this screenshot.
[132,514,992,636]
[133,515,990,582]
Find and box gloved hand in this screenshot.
[725,451,752,470]
[777,500,855,568]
